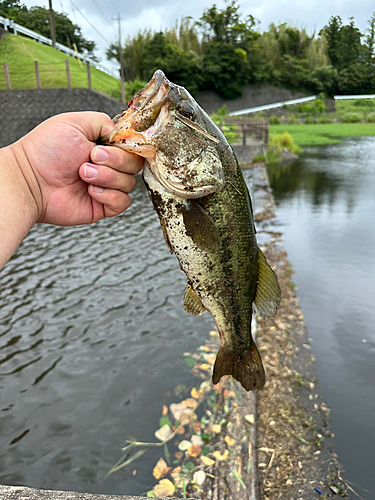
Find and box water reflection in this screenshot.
[267,136,375,499]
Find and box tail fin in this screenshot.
[212,343,265,391]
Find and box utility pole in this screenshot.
[48,0,56,48]
[114,13,125,105]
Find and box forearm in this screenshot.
[0,143,40,269]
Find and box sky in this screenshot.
[21,0,375,75]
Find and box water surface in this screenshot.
[267,137,375,499]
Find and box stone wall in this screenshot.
[0,88,124,147]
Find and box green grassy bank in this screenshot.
[0,34,119,95]
[270,122,375,147]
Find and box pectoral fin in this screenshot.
[253,247,281,318]
[182,201,221,252]
[183,282,207,316]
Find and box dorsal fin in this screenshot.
[253,247,281,318]
[183,282,207,316]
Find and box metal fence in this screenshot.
[227,118,269,146]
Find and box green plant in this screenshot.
[366,112,375,122]
[305,115,313,124]
[341,112,362,123]
[269,115,281,125]
[318,114,333,123]
[288,115,296,124]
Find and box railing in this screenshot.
[226,118,269,146]
[0,15,119,79]
[229,95,317,117]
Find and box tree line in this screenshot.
[106,2,375,99]
[2,0,375,99]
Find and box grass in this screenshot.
[0,33,119,96]
[270,122,375,147]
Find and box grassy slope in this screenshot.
[0,33,119,96]
[270,123,375,147]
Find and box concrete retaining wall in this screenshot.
[195,84,308,115]
[0,88,124,148]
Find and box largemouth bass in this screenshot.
[100,70,281,391]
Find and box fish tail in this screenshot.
[212,343,265,391]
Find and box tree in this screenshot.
[197,1,260,98]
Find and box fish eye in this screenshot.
[177,102,195,120]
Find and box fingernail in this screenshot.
[92,147,108,163]
[84,165,98,178]
[91,185,104,193]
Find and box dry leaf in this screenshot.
[211,424,222,434]
[170,403,193,422]
[154,424,172,442]
[245,414,255,425]
[191,387,201,399]
[209,330,218,337]
[178,440,192,451]
[193,470,206,486]
[152,458,170,480]
[181,398,197,408]
[188,445,202,458]
[224,436,236,447]
[175,451,183,460]
[206,354,216,364]
[191,435,203,446]
[212,450,229,461]
[153,478,175,497]
[196,363,211,371]
[162,405,168,416]
[201,456,215,466]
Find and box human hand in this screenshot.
[11,111,143,226]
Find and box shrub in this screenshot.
[305,115,313,124]
[353,99,375,109]
[269,115,281,125]
[288,115,296,124]
[366,113,375,123]
[318,114,333,123]
[297,98,326,114]
[341,112,362,123]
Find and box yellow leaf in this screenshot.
[162,405,168,416]
[212,450,229,461]
[207,354,216,364]
[209,330,218,337]
[153,478,175,497]
[152,458,169,480]
[245,414,255,425]
[188,445,202,458]
[191,387,201,399]
[181,398,197,408]
[201,456,215,466]
[224,436,236,447]
[211,424,222,434]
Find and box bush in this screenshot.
[318,114,334,123]
[341,112,362,123]
[353,99,375,109]
[297,98,326,114]
[305,115,313,124]
[288,115,296,124]
[269,115,281,125]
[366,113,375,122]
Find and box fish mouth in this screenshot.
[99,70,171,144]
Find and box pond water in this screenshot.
[267,137,375,500]
[0,177,216,495]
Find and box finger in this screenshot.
[89,185,132,218]
[80,163,136,193]
[90,145,144,175]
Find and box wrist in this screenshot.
[8,140,43,223]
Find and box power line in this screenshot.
[69,0,111,45]
[91,0,112,23]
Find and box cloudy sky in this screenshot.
[22,0,375,74]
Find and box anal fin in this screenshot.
[253,247,281,318]
[183,282,207,316]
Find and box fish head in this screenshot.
[100,70,226,199]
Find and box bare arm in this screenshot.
[0,111,143,270]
